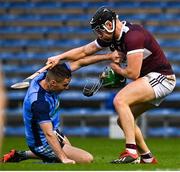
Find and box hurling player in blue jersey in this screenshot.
[1,51,118,163]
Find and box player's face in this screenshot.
[93,23,113,41]
[97,30,113,42]
[52,78,71,93]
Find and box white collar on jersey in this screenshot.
[117,21,129,41]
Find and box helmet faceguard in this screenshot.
[83,66,126,97]
[90,6,117,35]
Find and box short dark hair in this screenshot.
[46,63,71,82]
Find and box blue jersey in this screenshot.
[23,72,61,147]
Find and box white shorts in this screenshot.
[143,72,176,106]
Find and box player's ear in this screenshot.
[50,80,57,87]
[104,20,113,29]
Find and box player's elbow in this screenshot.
[129,73,140,80]
[126,70,140,80]
[44,130,54,138]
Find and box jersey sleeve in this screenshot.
[31,100,51,124]
[125,31,145,55]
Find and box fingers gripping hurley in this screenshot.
[11,63,52,89]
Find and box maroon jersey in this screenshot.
[96,21,174,77]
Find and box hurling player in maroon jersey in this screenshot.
[47,7,176,164]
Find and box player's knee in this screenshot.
[113,95,126,108]
[83,153,93,163]
[87,153,94,163]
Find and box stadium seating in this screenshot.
[1,0,180,137]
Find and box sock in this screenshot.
[126,143,137,154]
[141,151,154,163]
[17,150,27,161]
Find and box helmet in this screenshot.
[90,6,117,33]
[101,66,126,88]
[83,66,126,97]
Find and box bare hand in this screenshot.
[110,51,125,64]
[46,55,60,69]
[110,62,121,74]
[62,158,76,164]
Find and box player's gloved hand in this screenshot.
[46,55,60,69]
[62,158,76,164]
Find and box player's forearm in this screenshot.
[57,47,86,61]
[116,67,139,80]
[79,54,111,67]
[45,132,67,161]
[70,53,111,71]
[57,42,100,61]
[110,63,139,80]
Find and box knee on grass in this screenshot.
[80,153,93,163]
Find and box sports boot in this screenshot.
[0,149,26,163]
[111,150,139,164]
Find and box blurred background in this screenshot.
[0,0,180,139]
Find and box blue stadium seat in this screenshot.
[145,14,177,21]
[0,39,27,47]
[2,64,42,73]
[148,127,180,137]
[158,40,180,48]
[147,26,180,34]
[0,2,10,9]
[60,90,111,102]
[5,126,25,136]
[61,2,88,8]
[63,126,108,136]
[165,92,180,102]
[0,38,89,48]
[0,52,56,60]
[7,90,111,102]
[171,64,180,75]
[119,14,147,21]
[8,2,34,9]
[7,91,26,100]
[165,52,180,61]
[175,78,180,88]
[61,108,115,117]
[138,2,167,8]
[6,108,22,117]
[0,26,24,33]
[167,1,180,8]
[113,2,139,8]
[146,108,180,117]
[33,2,62,8]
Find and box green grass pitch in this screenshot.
[1,136,180,170]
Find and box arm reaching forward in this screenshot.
[70,51,120,72]
[47,41,101,68]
